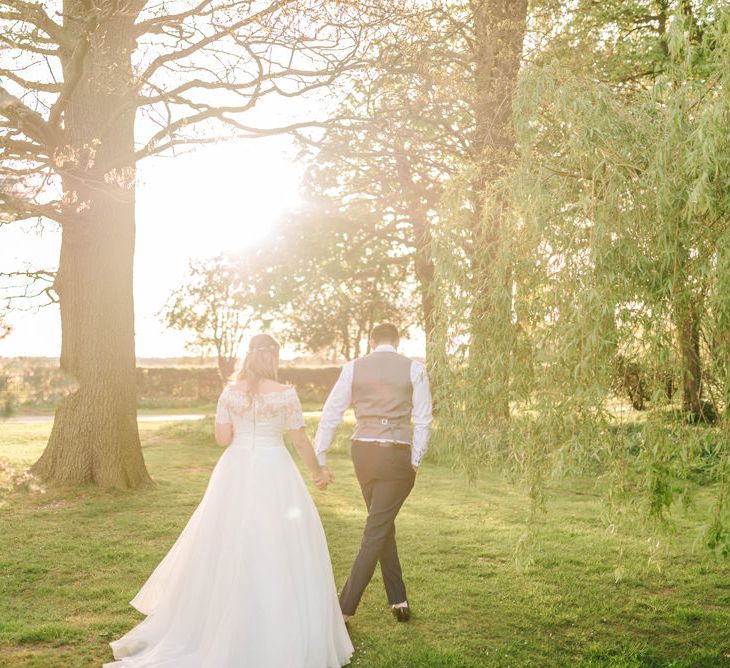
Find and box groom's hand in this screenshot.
[313,467,335,490]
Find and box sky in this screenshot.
[0,135,304,359]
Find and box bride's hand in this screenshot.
[313,467,334,490]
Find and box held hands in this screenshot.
[312,466,335,490]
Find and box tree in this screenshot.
[525,0,718,420]
[250,195,416,360]
[291,6,465,365]
[160,255,261,383]
[511,0,726,422]
[292,1,529,401]
[465,0,528,421]
[503,2,730,535]
[0,0,397,487]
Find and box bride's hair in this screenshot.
[236,333,280,394]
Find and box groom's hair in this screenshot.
[370,323,399,344]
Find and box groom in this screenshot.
[315,323,433,623]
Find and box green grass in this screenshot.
[1,418,729,667]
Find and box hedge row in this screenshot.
[136,366,342,404]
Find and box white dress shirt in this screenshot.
[314,344,433,467]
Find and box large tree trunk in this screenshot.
[466,0,528,421]
[676,298,703,420]
[32,2,151,488]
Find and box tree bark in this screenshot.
[676,298,703,420]
[32,1,151,488]
[393,152,439,367]
[466,0,528,421]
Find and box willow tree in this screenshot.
[463,0,528,422]
[507,4,730,540]
[0,0,393,488]
[524,0,716,420]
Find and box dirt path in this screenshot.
[3,414,207,424]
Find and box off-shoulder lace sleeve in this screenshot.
[215,388,232,425]
[285,388,305,430]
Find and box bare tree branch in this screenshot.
[0,86,57,147]
[0,190,65,224]
[0,268,57,306]
[1,0,68,46]
[132,0,216,36]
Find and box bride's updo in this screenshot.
[237,333,280,395]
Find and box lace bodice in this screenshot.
[215,385,305,447]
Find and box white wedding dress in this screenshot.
[105,386,353,668]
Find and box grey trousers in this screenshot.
[339,440,416,616]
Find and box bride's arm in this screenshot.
[214,389,233,446]
[214,423,233,447]
[289,428,333,486]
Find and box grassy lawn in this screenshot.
[1,417,729,667]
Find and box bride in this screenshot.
[105,334,354,667]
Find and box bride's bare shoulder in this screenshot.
[226,381,247,392]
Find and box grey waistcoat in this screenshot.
[351,351,413,443]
